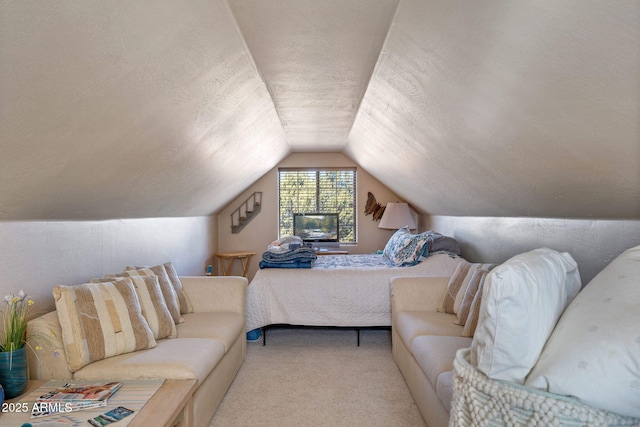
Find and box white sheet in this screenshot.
[246,252,465,331]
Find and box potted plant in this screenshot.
[0,290,34,398]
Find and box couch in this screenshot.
[391,275,471,427]
[392,246,640,427]
[26,274,248,427]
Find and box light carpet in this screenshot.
[210,327,426,427]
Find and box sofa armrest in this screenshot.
[180,276,248,314]
[27,311,73,380]
[391,276,449,314]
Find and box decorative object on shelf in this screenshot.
[364,192,385,221]
[231,192,262,234]
[0,290,34,398]
[378,202,417,230]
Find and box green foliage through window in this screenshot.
[279,168,356,243]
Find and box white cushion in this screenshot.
[525,245,640,418]
[470,248,581,383]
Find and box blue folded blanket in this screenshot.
[259,247,317,269]
[259,260,314,269]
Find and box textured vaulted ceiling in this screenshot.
[1,0,639,220]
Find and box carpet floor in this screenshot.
[209,327,426,427]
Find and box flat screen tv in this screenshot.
[293,213,339,242]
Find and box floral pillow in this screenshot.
[383,227,431,267]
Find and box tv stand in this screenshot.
[316,249,349,255]
[308,241,340,251]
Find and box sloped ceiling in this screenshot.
[1,0,638,220]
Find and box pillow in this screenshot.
[129,275,177,339]
[426,232,462,255]
[92,276,176,340]
[470,248,581,384]
[383,227,430,267]
[53,279,156,372]
[461,280,484,338]
[163,262,193,315]
[455,268,491,326]
[124,266,183,324]
[525,245,640,418]
[437,262,494,316]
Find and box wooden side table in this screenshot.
[215,251,256,277]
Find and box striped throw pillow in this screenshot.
[163,262,193,314]
[124,266,183,324]
[455,268,491,326]
[438,262,494,315]
[461,280,485,337]
[92,276,176,340]
[53,280,156,372]
[128,275,177,339]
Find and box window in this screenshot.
[279,168,356,243]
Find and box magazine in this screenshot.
[31,382,123,418]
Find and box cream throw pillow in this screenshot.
[438,262,493,316]
[461,281,484,338]
[163,262,193,314]
[455,268,491,327]
[525,245,640,418]
[470,248,581,384]
[54,280,156,372]
[93,275,176,340]
[127,275,176,339]
[124,266,183,324]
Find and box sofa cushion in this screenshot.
[177,312,244,352]
[395,311,463,350]
[124,266,183,324]
[525,245,640,419]
[436,371,455,413]
[54,280,157,372]
[471,248,581,384]
[74,338,225,384]
[411,335,472,388]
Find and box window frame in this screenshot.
[278,167,357,244]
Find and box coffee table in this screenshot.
[5,378,197,427]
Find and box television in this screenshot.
[293,213,339,242]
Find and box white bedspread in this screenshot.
[246,251,465,331]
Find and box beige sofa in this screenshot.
[26,276,248,427]
[391,276,469,427]
[393,246,640,427]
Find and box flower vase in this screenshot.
[0,346,29,399]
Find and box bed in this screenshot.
[246,250,465,334]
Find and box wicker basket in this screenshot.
[450,349,640,427]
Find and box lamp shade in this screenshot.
[378,202,417,230]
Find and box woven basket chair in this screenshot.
[450,349,640,427]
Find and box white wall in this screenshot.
[0,217,216,315]
[217,152,406,279]
[426,215,640,286]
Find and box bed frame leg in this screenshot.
[356,328,360,346]
[262,326,266,346]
